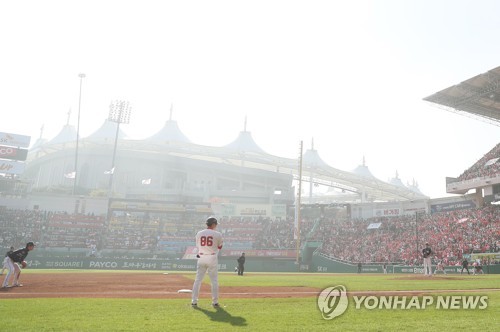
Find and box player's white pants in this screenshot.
[192,255,219,304]
[423,257,432,275]
[1,257,20,287]
[1,256,9,274]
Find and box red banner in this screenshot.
[0,145,28,161]
[182,246,296,259]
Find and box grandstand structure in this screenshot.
[424,65,500,205]
[22,112,428,208]
[1,67,498,266]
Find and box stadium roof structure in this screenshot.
[28,113,428,203]
[423,65,500,126]
[87,119,128,142]
[145,119,192,144]
[352,156,377,180]
[145,107,192,144]
[224,130,267,154]
[48,124,77,145]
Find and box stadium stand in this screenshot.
[317,206,499,265]
[457,143,500,181]
[0,209,44,249]
[1,205,498,265]
[42,213,105,250]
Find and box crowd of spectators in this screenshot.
[457,143,500,181]
[219,216,267,249]
[43,213,105,249]
[254,215,316,249]
[317,205,499,265]
[0,209,45,249]
[0,205,498,266]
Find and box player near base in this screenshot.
[1,247,15,275]
[434,260,447,275]
[472,261,484,275]
[1,242,35,288]
[191,217,223,307]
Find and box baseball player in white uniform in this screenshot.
[191,217,223,307]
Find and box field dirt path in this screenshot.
[0,272,319,299]
[0,272,498,299]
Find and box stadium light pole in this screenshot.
[295,141,303,266]
[107,100,132,197]
[73,73,86,196]
[415,211,424,262]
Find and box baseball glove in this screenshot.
[21,261,27,269]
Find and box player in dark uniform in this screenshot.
[460,258,470,275]
[422,243,433,276]
[237,253,246,276]
[1,242,35,288]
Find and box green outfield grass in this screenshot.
[212,272,500,291]
[1,271,498,331]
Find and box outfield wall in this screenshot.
[23,255,500,274]
[24,255,298,272]
[311,254,500,274]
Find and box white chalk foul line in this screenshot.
[1,288,498,297]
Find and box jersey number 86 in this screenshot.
[200,236,213,246]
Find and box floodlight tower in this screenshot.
[107,100,132,196]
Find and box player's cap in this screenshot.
[26,241,35,247]
[425,242,429,245]
[206,217,218,226]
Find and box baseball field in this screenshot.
[0,270,498,331]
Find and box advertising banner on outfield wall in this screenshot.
[393,265,499,274]
[311,254,500,274]
[18,255,500,273]
[23,256,300,272]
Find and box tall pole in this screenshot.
[73,73,85,196]
[296,141,303,264]
[107,100,132,197]
[415,211,419,261]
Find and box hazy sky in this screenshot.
[1,0,499,199]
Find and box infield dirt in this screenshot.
[1,272,496,299]
[0,272,320,299]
